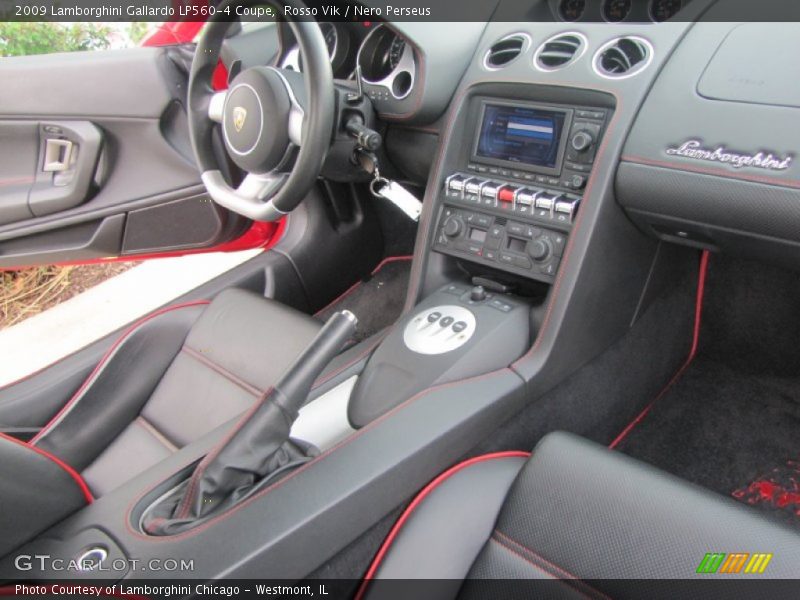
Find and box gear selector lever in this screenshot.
[142,311,358,535]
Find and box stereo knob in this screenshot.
[570,130,594,152]
[443,216,464,238]
[569,174,587,189]
[528,239,550,261]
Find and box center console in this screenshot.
[433,98,608,283]
[348,281,530,427]
[346,94,612,431]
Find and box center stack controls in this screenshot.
[433,174,576,282]
[432,100,607,284]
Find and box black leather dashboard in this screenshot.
[617,21,800,268]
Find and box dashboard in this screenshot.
[553,0,690,22]
[278,22,360,78]
[256,0,800,287]
[271,0,699,124]
[357,25,416,101]
[277,21,425,115]
[277,21,417,97]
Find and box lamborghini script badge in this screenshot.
[666,139,793,171]
[233,107,247,133]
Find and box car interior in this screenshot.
[1,0,800,593]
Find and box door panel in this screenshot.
[0,46,260,268]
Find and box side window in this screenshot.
[0,22,151,57]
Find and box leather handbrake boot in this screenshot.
[142,311,358,535]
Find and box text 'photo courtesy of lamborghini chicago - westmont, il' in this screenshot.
[0,0,799,598]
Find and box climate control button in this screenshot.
[528,239,551,261]
[442,215,464,237]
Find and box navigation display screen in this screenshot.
[475,103,568,171]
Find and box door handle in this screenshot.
[42,138,74,172]
[29,121,103,217]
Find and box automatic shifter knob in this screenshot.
[470,285,487,302]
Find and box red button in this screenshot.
[498,186,517,203]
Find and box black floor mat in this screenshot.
[315,258,411,343]
[614,256,800,528]
[614,358,800,526]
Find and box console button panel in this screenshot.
[432,101,608,284]
[435,173,574,283]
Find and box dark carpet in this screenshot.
[315,258,411,343]
[615,255,800,527]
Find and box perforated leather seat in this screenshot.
[359,432,800,598]
[28,289,322,497]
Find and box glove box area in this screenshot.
[616,22,800,269]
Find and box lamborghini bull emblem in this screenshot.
[233,106,247,133]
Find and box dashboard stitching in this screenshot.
[620,154,800,190]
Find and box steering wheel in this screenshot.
[188,1,335,221]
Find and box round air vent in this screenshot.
[534,32,587,71]
[483,34,530,70]
[593,36,653,79]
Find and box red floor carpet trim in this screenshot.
[608,250,709,449]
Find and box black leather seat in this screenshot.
[360,432,800,598]
[25,289,322,497]
[1,289,328,556]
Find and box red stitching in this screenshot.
[0,175,35,187]
[29,300,210,447]
[173,386,274,520]
[311,329,391,390]
[135,416,178,453]
[495,531,578,581]
[403,80,622,380]
[0,431,93,504]
[309,256,413,389]
[495,531,613,600]
[355,451,530,599]
[182,345,263,397]
[608,250,709,449]
[510,92,622,369]
[125,367,516,541]
[620,154,800,190]
[490,535,606,600]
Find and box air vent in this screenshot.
[594,36,653,79]
[484,34,529,70]
[535,33,586,71]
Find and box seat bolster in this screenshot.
[30,301,208,470]
[0,433,91,558]
[180,288,323,391]
[363,452,528,589]
[486,432,800,583]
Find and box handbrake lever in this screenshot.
[271,310,357,422]
[143,311,358,535]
